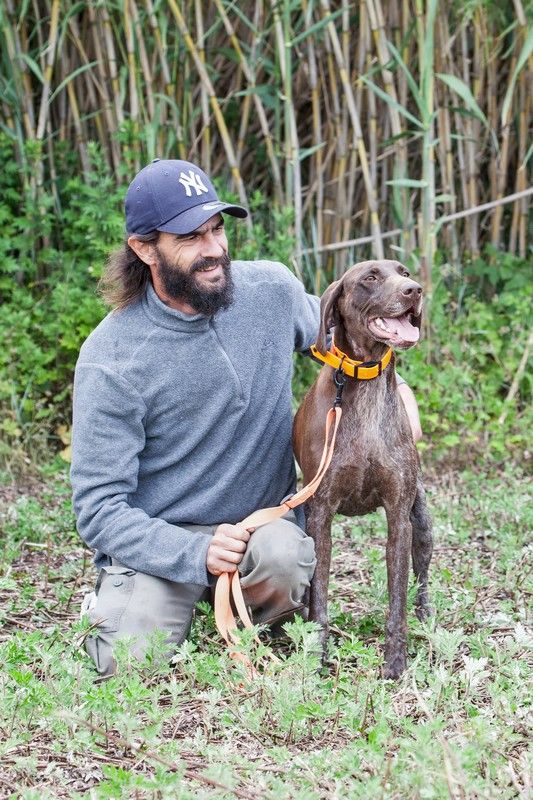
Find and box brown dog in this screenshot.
[293,260,433,679]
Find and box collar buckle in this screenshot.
[333,367,346,407]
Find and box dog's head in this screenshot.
[315,260,423,355]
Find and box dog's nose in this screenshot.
[401,280,422,298]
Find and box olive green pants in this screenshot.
[82,510,316,677]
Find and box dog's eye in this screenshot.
[364,274,377,282]
[402,270,410,277]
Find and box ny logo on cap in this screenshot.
[178,169,209,197]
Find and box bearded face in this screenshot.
[154,249,234,316]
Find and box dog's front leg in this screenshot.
[305,497,334,660]
[383,506,412,679]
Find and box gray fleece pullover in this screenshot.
[71,260,320,587]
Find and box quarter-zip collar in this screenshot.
[142,281,211,332]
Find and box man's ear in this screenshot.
[315,279,343,354]
[127,236,156,266]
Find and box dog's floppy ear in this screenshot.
[315,279,343,354]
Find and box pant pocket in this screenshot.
[80,591,97,620]
[88,565,136,634]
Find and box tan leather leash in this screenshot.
[213,342,395,673]
[214,389,344,672]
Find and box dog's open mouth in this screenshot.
[367,311,420,347]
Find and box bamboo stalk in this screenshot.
[144,0,179,155]
[460,24,479,256]
[320,0,384,259]
[87,1,121,171]
[322,19,341,267]
[516,53,528,258]
[272,1,303,265]
[434,17,452,254]
[166,0,251,221]
[67,75,91,177]
[364,9,377,189]
[336,0,352,272]
[366,0,412,255]
[4,0,35,137]
[415,0,437,290]
[194,0,211,171]
[130,0,155,121]
[213,0,282,203]
[270,0,303,261]
[490,54,515,248]
[35,0,60,140]
[67,14,108,164]
[124,0,140,172]
[302,0,324,276]
[100,0,124,128]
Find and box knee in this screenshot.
[247,523,316,587]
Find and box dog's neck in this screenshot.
[334,328,390,364]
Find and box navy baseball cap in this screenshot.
[125,158,248,235]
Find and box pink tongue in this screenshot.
[383,314,419,342]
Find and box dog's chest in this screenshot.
[325,435,418,516]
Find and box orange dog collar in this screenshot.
[310,343,393,380]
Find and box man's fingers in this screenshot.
[215,523,252,542]
[216,546,243,563]
[210,534,246,554]
[207,523,255,576]
[207,551,241,575]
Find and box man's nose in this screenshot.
[201,232,225,258]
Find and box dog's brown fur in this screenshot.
[293,260,433,678]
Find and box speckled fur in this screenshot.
[293,261,433,679]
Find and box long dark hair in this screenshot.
[99,231,159,310]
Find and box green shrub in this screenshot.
[395,254,532,462]
[0,130,530,470]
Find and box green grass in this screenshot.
[0,464,531,799]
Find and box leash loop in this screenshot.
[214,402,343,676]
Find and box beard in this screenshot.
[155,250,234,316]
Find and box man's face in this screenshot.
[153,214,233,315]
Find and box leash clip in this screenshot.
[333,367,346,407]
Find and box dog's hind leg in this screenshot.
[305,497,335,660]
[411,477,433,621]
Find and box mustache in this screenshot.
[191,253,231,273]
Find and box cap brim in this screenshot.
[157,201,248,235]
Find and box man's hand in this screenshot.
[207,524,255,576]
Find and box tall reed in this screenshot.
[0,0,529,283]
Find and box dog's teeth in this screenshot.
[375,318,387,331]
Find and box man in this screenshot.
[71,158,421,676]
